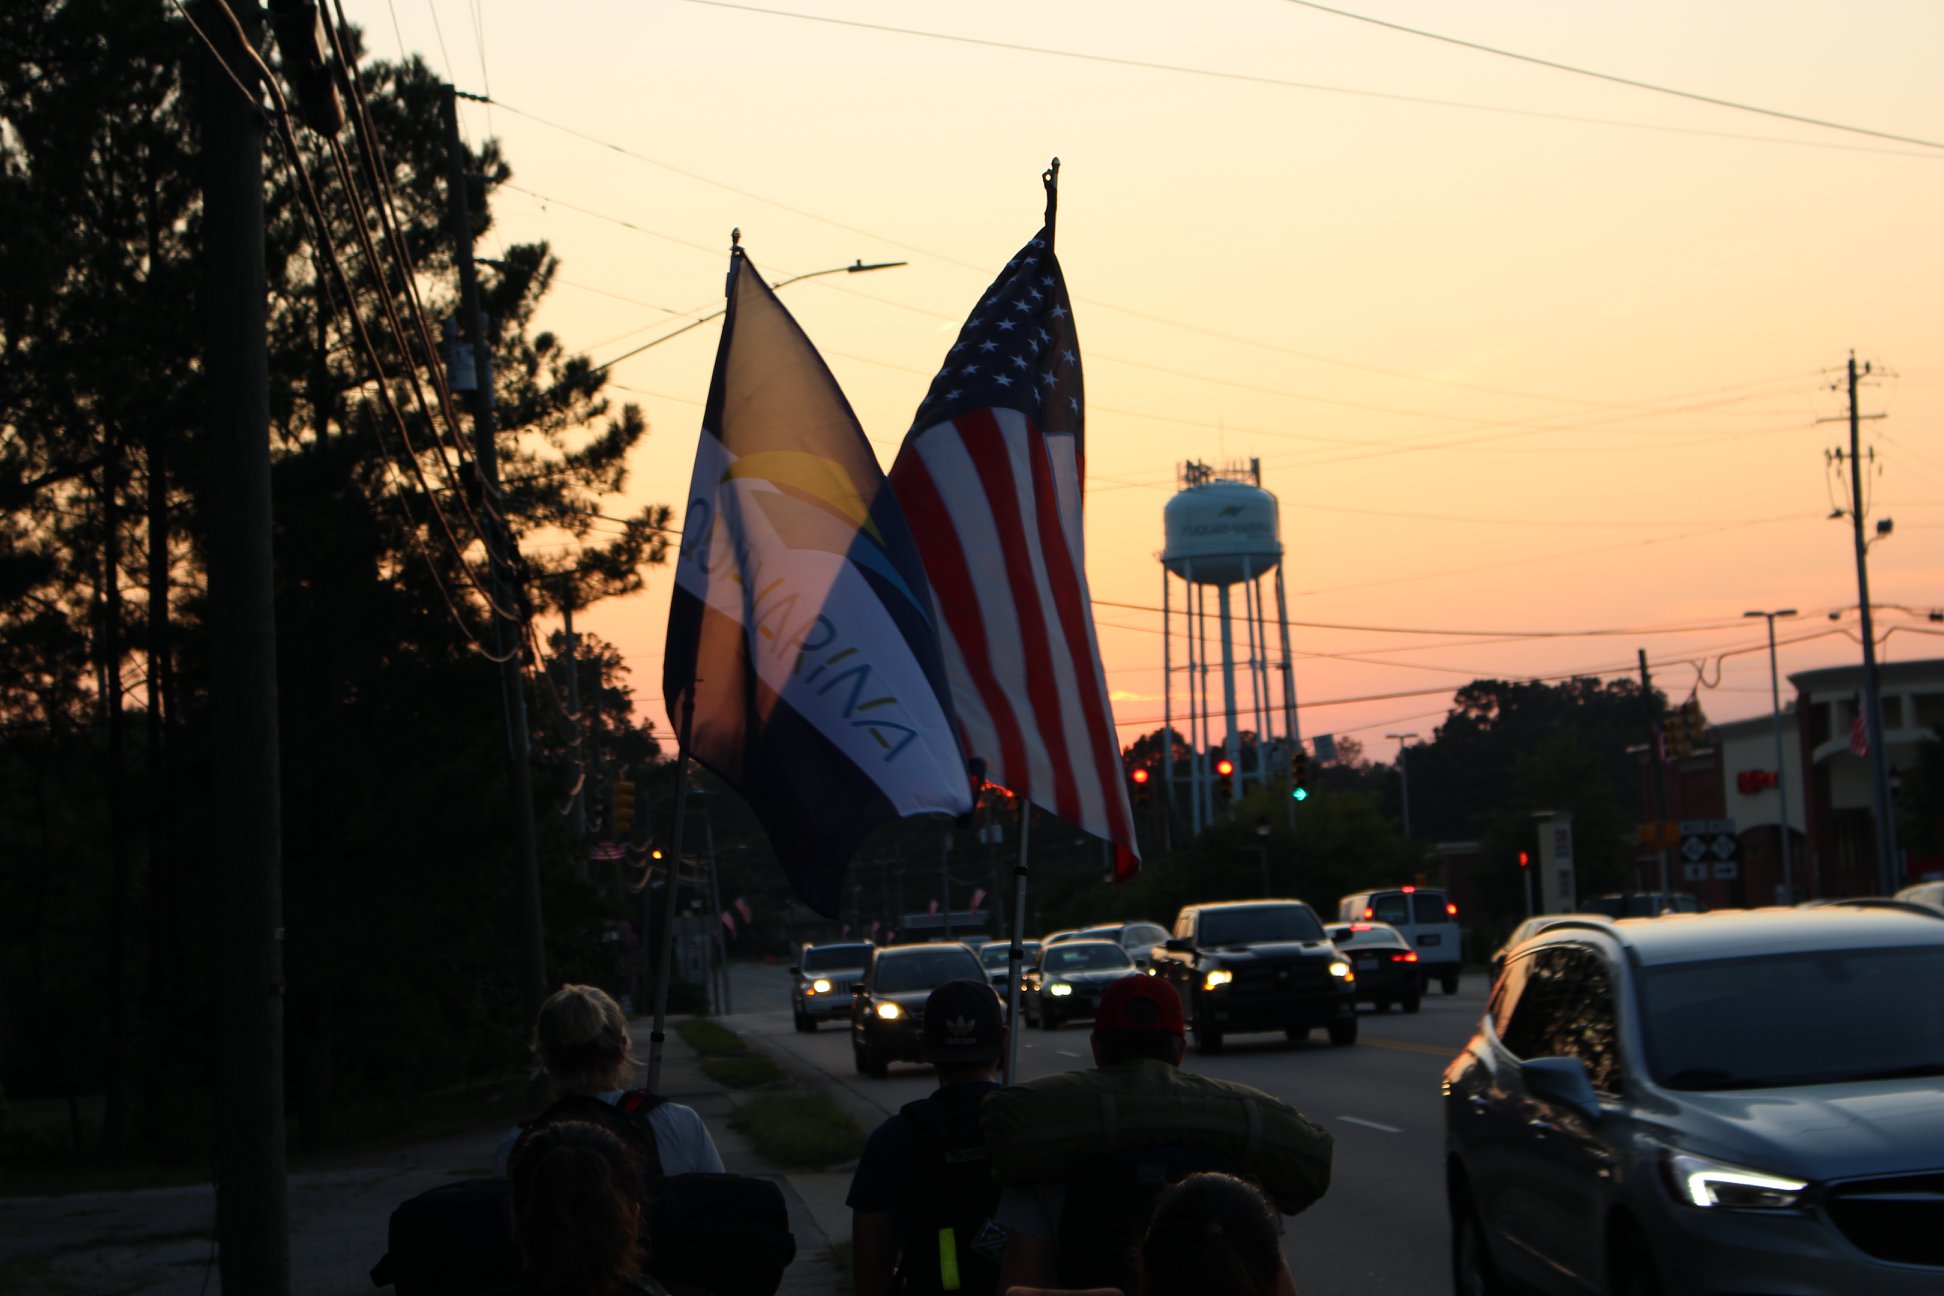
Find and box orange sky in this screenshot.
[345,0,1944,764]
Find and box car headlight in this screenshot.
[1048,981,1074,997]
[1329,961,1354,981]
[1663,1151,1807,1210]
[875,1001,903,1020]
[811,978,832,994]
[1203,969,1233,990]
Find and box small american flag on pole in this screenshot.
[889,192,1139,881]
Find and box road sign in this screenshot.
[1679,819,1738,873]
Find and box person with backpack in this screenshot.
[1140,1172,1297,1296]
[982,974,1332,1296]
[507,1119,671,1296]
[846,978,1009,1296]
[494,983,724,1178]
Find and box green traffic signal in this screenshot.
[1292,786,1308,801]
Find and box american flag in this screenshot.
[889,226,1139,879]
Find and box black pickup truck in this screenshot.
[1148,900,1359,1053]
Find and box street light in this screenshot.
[1744,610,1798,902]
[504,257,909,428]
[1387,733,1419,838]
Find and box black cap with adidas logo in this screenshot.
[919,978,1005,1064]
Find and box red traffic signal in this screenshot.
[1214,757,1235,798]
[1130,767,1151,786]
[1517,850,1530,869]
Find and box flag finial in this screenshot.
[1042,158,1060,241]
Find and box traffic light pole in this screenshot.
[1638,650,1672,891]
[443,86,546,1024]
[1840,355,1901,895]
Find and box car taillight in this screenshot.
[1363,907,1374,920]
[1390,951,1419,963]
[1402,884,1416,893]
[1446,903,1459,917]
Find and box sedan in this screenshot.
[1325,922,1421,1012]
[1020,939,1135,1029]
[849,942,988,1077]
[979,939,1042,996]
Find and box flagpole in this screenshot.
[645,741,692,1094]
[1042,157,1060,245]
[1004,807,1031,1085]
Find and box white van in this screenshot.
[1336,886,1463,994]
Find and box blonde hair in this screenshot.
[534,984,636,1094]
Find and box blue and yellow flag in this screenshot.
[664,251,972,916]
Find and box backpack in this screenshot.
[512,1088,668,1187]
[371,1088,797,1296]
[1053,1141,1243,1294]
[893,1091,1005,1296]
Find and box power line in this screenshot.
[676,0,1943,157]
[1278,0,1944,152]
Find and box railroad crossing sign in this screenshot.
[1679,819,1739,880]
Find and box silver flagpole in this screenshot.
[1004,810,1032,1086]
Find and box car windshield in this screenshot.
[981,943,1038,968]
[1044,943,1133,972]
[802,945,871,972]
[1199,905,1323,946]
[1641,945,1944,1089]
[873,948,981,992]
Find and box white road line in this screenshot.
[1338,1116,1404,1134]
[1056,1050,1081,1058]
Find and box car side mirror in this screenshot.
[1164,937,1191,952]
[1521,1057,1601,1120]
[787,966,801,977]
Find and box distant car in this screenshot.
[1064,920,1172,969]
[788,941,873,1032]
[1581,890,1703,918]
[1337,886,1464,994]
[1020,939,1135,1029]
[1041,928,1082,947]
[1486,913,1612,981]
[1446,906,1944,1295]
[1893,880,1944,914]
[1325,922,1422,1012]
[978,939,1042,995]
[849,942,987,1077]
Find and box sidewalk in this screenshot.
[0,1017,852,1296]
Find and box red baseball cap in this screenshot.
[1094,973,1185,1035]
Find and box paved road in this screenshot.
[728,961,1485,1294]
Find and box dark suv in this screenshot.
[849,942,986,1077]
[1445,907,1944,1295]
[1149,900,1358,1053]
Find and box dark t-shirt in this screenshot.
[845,1081,1001,1221]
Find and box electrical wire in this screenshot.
[675,0,1944,158]
[1277,0,1944,152]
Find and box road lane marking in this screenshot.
[1056,1050,1081,1058]
[1359,1036,1459,1058]
[1338,1116,1403,1134]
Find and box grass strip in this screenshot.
[700,1053,787,1089]
[729,1091,865,1171]
[674,1019,744,1056]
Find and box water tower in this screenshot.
[1161,459,1301,833]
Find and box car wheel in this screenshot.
[852,1040,870,1074]
[1403,994,1422,1014]
[1193,1018,1224,1054]
[1040,1006,1058,1030]
[1609,1220,1664,1296]
[1328,1016,1359,1046]
[1373,998,1390,1013]
[793,1007,815,1033]
[1442,971,1460,995]
[1450,1187,1505,1296]
[1284,1027,1310,1042]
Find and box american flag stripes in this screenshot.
[889,226,1140,879]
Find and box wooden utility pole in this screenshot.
[198,2,289,1288]
[442,84,548,1022]
[1638,650,1672,892]
[1839,354,1901,893]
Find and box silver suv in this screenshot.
[1444,906,1944,1294]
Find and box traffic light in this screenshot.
[1291,747,1310,802]
[1214,757,1235,799]
[612,780,636,837]
[1130,765,1152,804]
[1517,850,1530,869]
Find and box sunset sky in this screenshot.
[343,0,1944,764]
